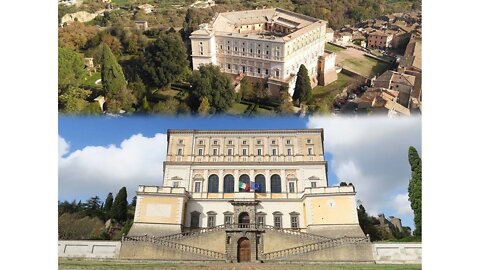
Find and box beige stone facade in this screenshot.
[190,9,328,95]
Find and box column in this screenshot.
[234,169,240,192]
[265,169,271,193]
[219,169,224,193]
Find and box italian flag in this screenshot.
[239,181,250,191]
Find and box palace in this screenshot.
[189,9,337,96]
[122,129,372,263]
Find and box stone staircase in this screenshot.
[262,225,332,242]
[263,235,370,260]
[157,225,226,241]
[122,234,226,260]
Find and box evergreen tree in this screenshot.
[239,77,255,101]
[408,146,422,236]
[197,96,210,115]
[111,187,128,223]
[104,192,114,215]
[58,47,87,91]
[130,196,137,207]
[292,64,312,104]
[101,43,126,98]
[143,32,189,88]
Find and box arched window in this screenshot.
[271,174,282,193]
[254,174,266,193]
[190,211,200,228]
[239,174,250,192]
[208,174,219,193]
[224,174,234,193]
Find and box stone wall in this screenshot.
[270,243,374,263]
[119,241,223,261]
[372,243,422,264]
[263,230,317,253]
[176,230,226,253]
[58,241,121,259]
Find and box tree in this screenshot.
[408,146,422,236]
[357,204,381,241]
[58,47,87,91]
[111,187,128,223]
[104,192,114,215]
[152,98,180,114]
[189,64,235,113]
[292,64,312,104]
[143,32,189,88]
[197,96,210,115]
[101,43,126,98]
[277,90,294,114]
[58,87,91,113]
[58,22,99,51]
[86,196,101,211]
[239,77,255,101]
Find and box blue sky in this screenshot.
[59,115,421,230]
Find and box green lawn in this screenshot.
[311,73,356,113]
[58,259,421,270]
[83,72,102,89]
[325,43,345,53]
[226,102,249,115]
[340,56,390,77]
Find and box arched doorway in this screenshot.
[237,237,251,262]
[238,212,250,228]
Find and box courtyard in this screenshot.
[58,259,421,270]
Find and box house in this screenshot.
[334,32,352,45]
[357,88,410,117]
[367,30,393,49]
[134,20,149,31]
[137,4,154,14]
[325,28,334,43]
[398,35,422,109]
[373,70,416,108]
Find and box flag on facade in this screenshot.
[251,182,262,191]
[239,181,250,191]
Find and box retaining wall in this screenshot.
[58,240,121,259]
[372,243,422,264]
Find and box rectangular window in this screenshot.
[225,215,232,225]
[242,148,247,156]
[291,216,298,228]
[286,139,291,144]
[257,68,261,74]
[272,148,277,156]
[289,182,295,193]
[177,148,183,155]
[257,148,262,156]
[179,139,184,144]
[257,140,261,144]
[307,139,312,144]
[308,148,313,155]
[274,216,282,228]
[257,216,264,226]
[271,140,276,144]
[228,140,233,145]
[265,69,269,75]
[173,182,179,188]
[194,182,201,192]
[213,140,218,145]
[311,182,317,188]
[213,148,218,156]
[198,148,203,155]
[287,148,292,156]
[227,148,233,156]
[243,140,247,145]
[199,140,204,145]
[208,216,216,228]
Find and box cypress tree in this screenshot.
[111,187,128,223]
[408,146,422,236]
[104,192,113,215]
[292,64,312,104]
[101,43,126,98]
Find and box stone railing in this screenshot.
[160,225,225,241]
[122,234,226,260]
[225,223,259,230]
[263,236,369,260]
[263,225,332,242]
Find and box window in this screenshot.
[199,140,204,145]
[272,148,277,156]
[224,215,232,225]
[173,181,179,188]
[311,182,317,188]
[242,148,247,156]
[271,140,276,144]
[307,139,312,144]
[223,174,234,193]
[228,140,233,145]
[177,148,183,155]
[257,68,261,74]
[208,174,219,193]
[257,140,261,144]
[243,140,247,145]
[256,215,265,226]
[227,148,233,156]
[213,140,218,145]
[255,174,266,193]
[194,182,201,193]
[257,148,262,156]
[179,139,184,144]
[239,174,250,192]
[291,216,299,228]
[286,139,291,144]
[207,215,216,228]
[265,69,269,75]
[287,148,292,156]
[271,174,282,193]
[198,148,203,155]
[227,64,231,69]
[288,182,295,193]
[190,211,200,228]
[213,148,218,156]
[274,215,282,228]
[308,148,313,155]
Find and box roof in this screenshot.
[357,88,410,116]
[400,40,422,70]
[375,70,416,88]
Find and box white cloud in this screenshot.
[58,135,70,158]
[393,193,414,216]
[58,133,167,201]
[307,116,421,223]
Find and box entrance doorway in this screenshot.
[237,237,251,262]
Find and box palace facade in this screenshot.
[124,129,370,263]
[189,9,336,96]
